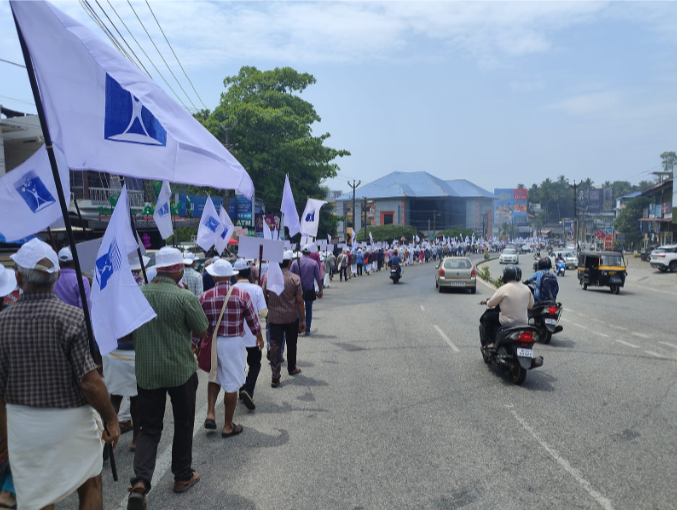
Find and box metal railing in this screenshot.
[89,187,145,208]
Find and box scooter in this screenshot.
[556,259,566,276]
[479,306,543,385]
[525,282,564,344]
[390,267,402,284]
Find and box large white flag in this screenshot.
[153,181,174,240]
[0,144,70,243]
[266,262,285,296]
[280,175,300,238]
[197,196,224,252]
[369,232,374,245]
[91,186,156,355]
[11,1,253,198]
[300,198,327,238]
[215,205,235,255]
[262,219,272,239]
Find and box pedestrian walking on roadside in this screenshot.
[127,247,208,508]
[0,239,120,510]
[198,259,263,435]
[233,259,268,410]
[291,244,323,335]
[182,253,204,297]
[356,250,364,276]
[337,250,348,282]
[53,246,92,311]
[263,251,305,388]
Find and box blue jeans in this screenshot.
[0,468,14,495]
[304,299,313,333]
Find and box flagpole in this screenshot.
[13,14,118,482]
[120,177,148,284]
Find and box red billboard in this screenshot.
[513,188,528,201]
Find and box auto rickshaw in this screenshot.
[577,251,627,294]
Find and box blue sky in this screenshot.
[2,1,676,195]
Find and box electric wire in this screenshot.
[0,58,25,68]
[144,0,208,109]
[80,0,135,63]
[126,0,198,111]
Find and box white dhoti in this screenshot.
[215,335,246,393]
[351,263,357,275]
[323,273,331,288]
[7,404,103,510]
[372,261,378,272]
[103,349,137,397]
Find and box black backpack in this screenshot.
[540,272,559,301]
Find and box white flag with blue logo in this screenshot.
[215,205,235,255]
[91,186,156,355]
[300,198,327,238]
[153,181,174,240]
[0,144,70,243]
[10,1,254,198]
[197,196,224,252]
[281,175,300,238]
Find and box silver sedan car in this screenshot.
[435,257,477,294]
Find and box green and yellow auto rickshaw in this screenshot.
[577,251,627,294]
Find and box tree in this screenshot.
[197,66,350,237]
[660,151,677,174]
[365,225,417,243]
[615,196,650,248]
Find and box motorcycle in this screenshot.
[390,267,402,284]
[556,259,566,276]
[479,306,543,385]
[525,282,564,344]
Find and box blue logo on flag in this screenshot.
[305,211,315,222]
[157,202,170,217]
[220,227,229,240]
[14,171,56,213]
[104,74,167,146]
[95,239,122,291]
[204,216,220,233]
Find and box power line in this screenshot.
[126,0,198,111]
[80,0,135,63]
[0,94,34,106]
[144,0,208,110]
[0,57,25,68]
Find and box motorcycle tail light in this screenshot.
[548,306,558,314]
[517,331,534,343]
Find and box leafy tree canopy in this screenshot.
[196,66,350,238]
[614,196,650,247]
[365,225,417,243]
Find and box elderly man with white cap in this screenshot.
[182,253,203,297]
[53,245,92,311]
[0,238,120,510]
[197,259,263,437]
[127,247,208,508]
[290,243,323,336]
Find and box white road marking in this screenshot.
[643,286,677,298]
[659,342,677,349]
[645,351,664,358]
[608,325,628,331]
[510,410,614,510]
[560,317,571,323]
[420,305,425,311]
[615,339,640,349]
[590,318,605,324]
[115,398,221,510]
[592,331,609,338]
[571,323,586,329]
[632,332,651,339]
[434,325,459,352]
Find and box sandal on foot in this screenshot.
[271,379,280,388]
[204,419,217,430]
[173,471,200,493]
[221,424,243,438]
[288,367,302,376]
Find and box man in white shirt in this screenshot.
[233,259,268,410]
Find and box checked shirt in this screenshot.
[196,281,261,344]
[0,292,97,408]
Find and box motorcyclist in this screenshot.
[389,250,402,277]
[479,265,534,347]
[525,257,558,302]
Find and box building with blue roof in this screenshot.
[334,171,496,240]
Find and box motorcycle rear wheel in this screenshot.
[511,366,527,385]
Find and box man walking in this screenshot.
[233,259,268,410]
[127,247,209,509]
[53,246,92,311]
[198,260,263,436]
[0,239,119,510]
[263,251,305,388]
[291,244,323,335]
[182,253,203,297]
[337,249,348,282]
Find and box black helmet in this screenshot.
[538,257,551,270]
[503,264,521,283]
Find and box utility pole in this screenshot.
[433,210,436,240]
[348,180,360,242]
[363,197,368,242]
[572,180,577,246]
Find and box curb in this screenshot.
[475,255,499,288]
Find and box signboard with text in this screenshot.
[493,188,528,226]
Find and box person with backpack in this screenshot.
[525,257,559,302]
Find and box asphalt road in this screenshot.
[59,256,677,510]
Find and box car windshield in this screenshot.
[601,254,624,267]
[504,249,517,254]
[444,258,471,269]
[563,252,574,258]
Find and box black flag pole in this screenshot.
[120,177,149,284]
[13,11,118,482]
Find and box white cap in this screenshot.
[206,259,238,277]
[58,247,73,262]
[307,243,318,253]
[283,250,294,261]
[10,238,59,274]
[183,253,196,265]
[233,258,250,271]
[146,266,158,281]
[128,253,151,271]
[154,247,184,269]
[0,265,17,297]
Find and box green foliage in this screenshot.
[166,227,198,245]
[483,252,490,260]
[366,225,417,243]
[479,265,491,281]
[439,227,474,240]
[493,276,504,288]
[660,151,677,173]
[195,66,350,238]
[614,196,650,247]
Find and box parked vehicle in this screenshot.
[577,251,626,294]
[435,257,476,294]
[649,244,677,273]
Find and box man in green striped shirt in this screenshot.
[127,247,208,510]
